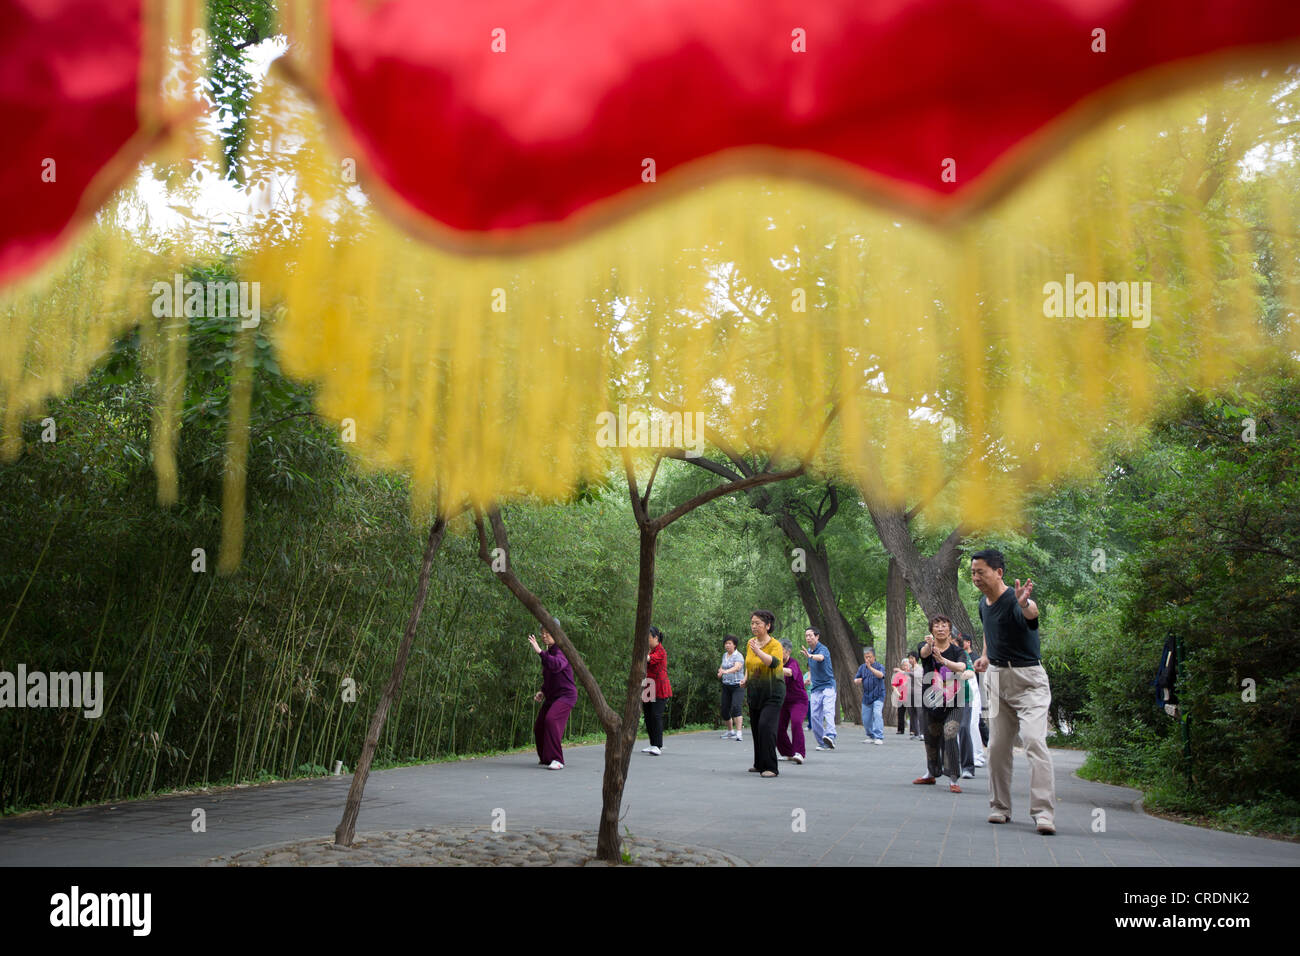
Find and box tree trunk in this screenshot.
[774,511,861,722]
[882,556,908,725]
[597,523,658,861]
[803,544,864,723]
[471,510,626,859]
[866,505,976,637]
[791,570,827,637]
[335,515,447,846]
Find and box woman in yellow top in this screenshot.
[744,609,786,777]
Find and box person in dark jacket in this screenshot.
[641,625,673,755]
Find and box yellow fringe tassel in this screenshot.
[2,58,1298,562]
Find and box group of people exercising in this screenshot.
[526,548,1056,833]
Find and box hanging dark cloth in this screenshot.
[1152,635,1178,716]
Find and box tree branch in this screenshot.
[664,450,744,483]
[642,453,664,512]
[935,525,967,565]
[473,510,621,731]
[650,391,748,469]
[652,462,805,532]
[623,447,648,527]
[812,482,841,537]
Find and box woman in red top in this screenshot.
[641,625,673,755]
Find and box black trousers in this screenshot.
[750,695,783,774]
[897,705,918,734]
[642,698,665,748]
[720,684,744,720]
[921,705,962,782]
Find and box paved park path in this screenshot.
[1,730,1296,866]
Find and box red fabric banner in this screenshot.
[0,0,147,286]
[3,0,1299,286]
[319,0,1300,243]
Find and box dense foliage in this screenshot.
[1073,375,1300,835]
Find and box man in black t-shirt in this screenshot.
[970,548,1057,835]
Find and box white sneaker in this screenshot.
[961,770,974,778]
[547,760,564,770]
[815,745,827,751]
[823,735,836,750]
[734,734,742,741]
[792,754,804,764]
[777,755,789,761]
[873,739,883,746]
[643,745,661,756]
[720,731,735,738]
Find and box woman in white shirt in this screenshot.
[717,635,745,741]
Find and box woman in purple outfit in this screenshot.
[776,639,808,764]
[529,621,577,770]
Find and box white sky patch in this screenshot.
[1241,140,1297,178]
[132,36,290,247]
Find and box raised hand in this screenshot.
[1015,578,1034,606]
[534,691,544,703]
[527,634,542,653]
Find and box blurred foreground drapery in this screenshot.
[295,0,1300,240]
[0,0,206,498]
[250,66,1300,526]
[3,0,1300,569]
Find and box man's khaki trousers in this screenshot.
[986,663,1056,825]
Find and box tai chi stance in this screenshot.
[971,548,1057,834]
[802,626,837,749]
[855,646,886,743]
[530,623,576,770]
[641,625,672,755]
[718,635,745,741]
[913,616,971,792]
[745,611,786,777]
[776,639,807,764]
